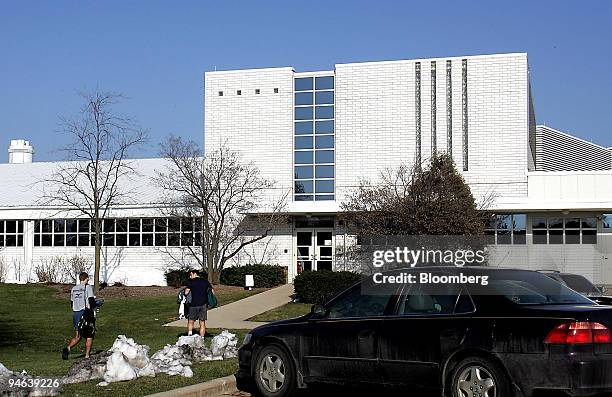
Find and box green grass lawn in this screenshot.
[0,283,255,396]
[248,303,311,322]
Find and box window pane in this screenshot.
[103,219,115,233]
[17,221,23,233]
[315,135,334,149]
[42,234,52,246]
[315,165,334,179]
[54,234,65,246]
[116,219,128,233]
[78,219,90,233]
[582,217,597,229]
[533,230,547,244]
[295,166,314,180]
[103,234,114,246]
[142,219,154,232]
[295,151,313,164]
[315,194,335,201]
[129,234,140,246]
[168,233,180,246]
[116,234,127,246]
[549,230,563,244]
[513,230,526,244]
[603,214,612,230]
[565,218,580,228]
[6,235,16,247]
[66,234,77,246]
[142,234,154,246]
[295,180,314,194]
[295,106,313,120]
[41,220,52,233]
[513,214,526,230]
[496,215,511,230]
[315,106,334,119]
[315,120,334,134]
[295,92,313,105]
[295,121,313,135]
[294,195,313,201]
[565,229,580,244]
[315,76,334,90]
[315,180,334,193]
[497,230,511,244]
[315,150,334,164]
[0,221,4,233]
[549,218,563,229]
[155,233,167,246]
[155,219,167,232]
[78,234,89,246]
[129,219,140,233]
[532,218,547,229]
[485,230,496,244]
[295,77,313,91]
[582,230,597,244]
[53,220,64,233]
[295,136,313,149]
[182,218,193,231]
[328,285,390,318]
[168,218,180,232]
[315,91,334,105]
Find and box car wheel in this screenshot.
[449,356,510,397]
[253,344,296,397]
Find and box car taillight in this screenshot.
[545,322,612,344]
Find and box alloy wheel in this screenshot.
[457,365,496,397]
[258,353,286,393]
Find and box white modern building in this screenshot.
[2,52,612,285]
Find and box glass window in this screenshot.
[295,107,313,120]
[115,234,127,246]
[315,194,335,201]
[397,282,462,315]
[142,219,154,232]
[532,218,547,229]
[78,234,89,246]
[315,165,334,179]
[603,214,612,232]
[295,180,314,194]
[53,220,64,233]
[295,166,314,180]
[315,106,334,119]
[565,229,580,244]
[582,230,597,244]
[295,77,313,91]
[315,91,334,105]
[142,234,154,246]
[294,195,314,201]
[315,180,334,194]
[129,219,140,233]
[315,135,334,149]
[533,230,547,244]
[327,285,390,319]
[168,218,180,233]
[549,218,564,229]
[315,150,334,164]
[103,219,115,233]
[78,219,90,233]
[295,92,313,105]
[155,219,167,232]
[295,121,313,135]
[565,218,580,228]
[315,76,334,90]
[116,219,128,233]
[295,151,313,164]
[582,217,597,229]
[496,215,511,245]
[549,230,563,244]
[315,120,334,134]
[295,136,313,150]
[129,234,140,247]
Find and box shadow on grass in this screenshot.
[0,318,25,347]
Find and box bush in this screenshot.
[164,267,208,287]
[220,265,286,288]
[293,270,360,304]
[34,257,64,284]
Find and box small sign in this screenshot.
[245,274,254,288]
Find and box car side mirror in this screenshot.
[310,304,328,319]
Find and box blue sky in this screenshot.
[1,1,611,161]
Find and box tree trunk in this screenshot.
[94,217,101,293]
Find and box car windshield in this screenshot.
[473,270,594,305]
[558,274,600,294]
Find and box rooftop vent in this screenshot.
[8,139,34,164]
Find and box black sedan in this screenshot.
[539,270,612,305]
[236,267,612,397]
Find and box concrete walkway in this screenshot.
[164,283,294,330]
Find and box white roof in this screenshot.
[0,158,171,209]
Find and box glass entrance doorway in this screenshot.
[296,229,334,272]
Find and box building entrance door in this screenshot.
[296,229,334,273]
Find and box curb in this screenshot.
[145,375,237,397]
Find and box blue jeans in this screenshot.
[72,310,85,330]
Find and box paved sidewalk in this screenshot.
[164,283,294,330]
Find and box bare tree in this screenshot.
[41,91,147,292]
[156,136,288,283]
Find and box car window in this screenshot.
[327,284,392,319]
[559,274,600,294]
[397,282,464,315]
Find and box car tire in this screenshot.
[253,344,296,397]
[449,356,511,397]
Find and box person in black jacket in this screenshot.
[183,269,213,337]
